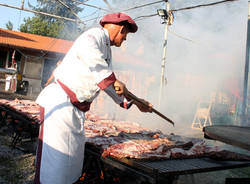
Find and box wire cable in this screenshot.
[83,15,103,23]
[133,0,239,21]
[134,13,158,20]
[54,0,82,21]
[168,28,197,43]
[121,0,165,12]
[18,8,22,29]
[171,0,239,12]
[102,0,113,11]
[71,0,110,12]
[81,9,99,19]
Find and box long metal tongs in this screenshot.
[126,91,174,126]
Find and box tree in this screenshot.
[6,21,13,30]
[19,0,85,40]
[32,0,83,21]
[20,16,64,37]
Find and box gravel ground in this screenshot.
[0,132,36,184]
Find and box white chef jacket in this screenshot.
[35,27,132,184]
[54,27,130,105]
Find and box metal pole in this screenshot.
[21,0,24,9]
[54,0,82,22]
[102,0,113,11]
[242,1,250,125]
[159,1,170,107]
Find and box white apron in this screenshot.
[35,83,85,184]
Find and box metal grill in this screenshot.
[133,158,250,175]
[0,103,39,148]
[82,143,250,184]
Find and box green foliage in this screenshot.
[19,0,84,40]
[32,0,83,20]
[5,21,13,30]
[20,16,64,38]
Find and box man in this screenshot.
[35,12,152,184]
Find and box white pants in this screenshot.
[35,83,85,184]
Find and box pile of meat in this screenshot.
[85,111,250,161]
[0,98,249,161]
[0,98,41,123]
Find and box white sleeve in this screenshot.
[75,30,113,88]
[103,85,133,109]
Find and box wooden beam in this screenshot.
[0,3,84,24]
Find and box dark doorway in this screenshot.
[41,58,58,88]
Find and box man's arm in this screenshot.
[113,80,152,113]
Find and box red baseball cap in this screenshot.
[100,12,138,33]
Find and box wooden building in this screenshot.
[0,28,73,97]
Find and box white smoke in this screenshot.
[92,0,248,136]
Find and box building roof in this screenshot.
[0,28,73,54]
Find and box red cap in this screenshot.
[100,12,138,33]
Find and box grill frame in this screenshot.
[84,143,250,184]
[203,125,250,151]
[0,103,40,148]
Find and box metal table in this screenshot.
[203,125,250,151]
[82,143,250,184]
[0,103,39,148]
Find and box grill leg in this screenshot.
[96,157,108,183]
[153,169,159,184]
[0,110,7,128]
[158,175,179,184]
[80,152,108,184]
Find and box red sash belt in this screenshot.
[56,80,91,112]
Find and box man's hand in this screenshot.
[133,99,153,113]
[113,80,128,96]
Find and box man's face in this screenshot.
[113,26,129,47]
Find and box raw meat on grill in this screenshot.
[1,100,249,161]
[101,139,182,158]
[0,98,41,145]
[0,98,41,122]
[84,112,250,161]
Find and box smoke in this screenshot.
[91,0,248,136]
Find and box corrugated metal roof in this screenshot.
[0,28,73,54]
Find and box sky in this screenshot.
[96,0,249,135]
[0,0,109,30]
[0,0,249,135]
